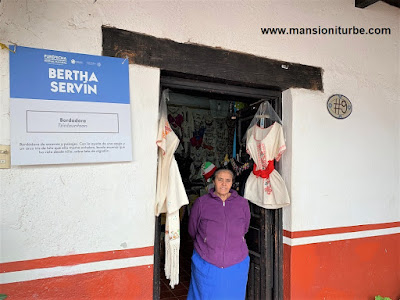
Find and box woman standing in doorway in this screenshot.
[188,168,251,300]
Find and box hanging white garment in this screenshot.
[156,90,189,288]
[244,122,290,209]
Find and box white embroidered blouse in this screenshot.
[244,122,290,209]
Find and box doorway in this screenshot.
[103,26,322,300]
[154,74,283,300]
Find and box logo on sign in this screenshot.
[44,54,67,65]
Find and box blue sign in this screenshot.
[10,46,129,104]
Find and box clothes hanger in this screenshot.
[255,114,270,119]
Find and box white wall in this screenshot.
[283,87,399,231]
[0,0,161,262]
[1,0,399,263]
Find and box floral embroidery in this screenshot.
[264,179,272,195]
[230,158,250,176]
[169,229,180,241]
[276,145,286,162]
[162,121,172,139]
[257,142,267,169]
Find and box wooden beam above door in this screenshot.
[355,0,400,8]
[355,0,379,8]
[102,27,323,92]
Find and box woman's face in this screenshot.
[214,170,233,196]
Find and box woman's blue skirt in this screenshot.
[187,251,250,300]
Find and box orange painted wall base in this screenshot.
[284,233,400,300]
[1,265,153,300]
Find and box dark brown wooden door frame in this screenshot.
[155,75,283,300]
[102,26,323,300]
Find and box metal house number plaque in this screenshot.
[327,94,352,119]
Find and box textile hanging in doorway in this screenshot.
[243,101,290,209]
[155,89,189,288]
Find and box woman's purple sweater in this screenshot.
[188,189,251,268]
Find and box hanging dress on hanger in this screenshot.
[156,89,189,288]
[243,102,290,209]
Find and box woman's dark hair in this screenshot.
[212,167,235,182]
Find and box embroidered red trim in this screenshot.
[253,160,275,178]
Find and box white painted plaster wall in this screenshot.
[0,0,399,264]
[283,87,399,231]
[0,0,161,262]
